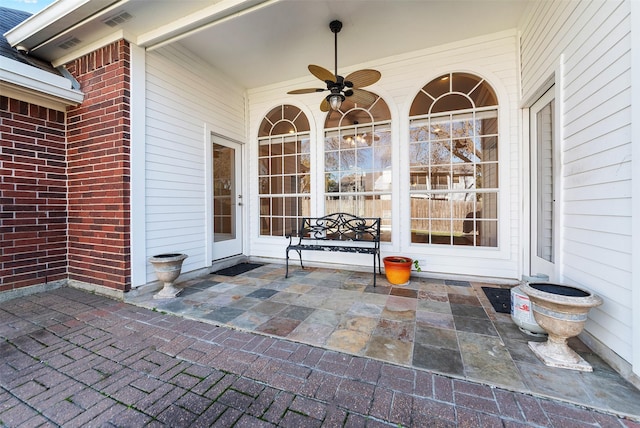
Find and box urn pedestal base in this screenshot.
[153,282,182,299]
[149,253,188,299]
[529,337,593,372]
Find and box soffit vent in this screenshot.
[102,11,133,27]
[58,37,82,50]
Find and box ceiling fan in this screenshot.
[287,20,381,112]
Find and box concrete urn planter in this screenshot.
[520,282,602,372]
[149,253,188,299]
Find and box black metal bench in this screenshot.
[285,213,382,286]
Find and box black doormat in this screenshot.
[212,263,263,276]
[481,287,511,314]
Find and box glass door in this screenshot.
[212,137,242,259]
[530,87,558,280]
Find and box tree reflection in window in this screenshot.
[323,93,392,241]
[409,73,499,247]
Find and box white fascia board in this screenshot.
[0,59,84,105]
[4,0,94,48]
[1,83,69,111]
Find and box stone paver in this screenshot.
[127,263,640,421]
[0,287,638,427]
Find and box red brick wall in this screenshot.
[0,97,67,292]
[65,40,131,291]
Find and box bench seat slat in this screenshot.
[288,244,378,254]
[285,213,382,286]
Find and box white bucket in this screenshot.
[511,285,547,336]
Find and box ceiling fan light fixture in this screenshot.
[288,20,381,112]
[328,93,344,111]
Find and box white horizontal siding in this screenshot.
[564,125,631,164]
[563,227,630,256]
[247,30,521,280]
[521,0,634,365]
[563,160,631,191]
[564,213,631,236]
[564,179,631,201]
[563,237,631,276]
[565,78,630,142]
[144,43,245,280]
[520,0,574,94]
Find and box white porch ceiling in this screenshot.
[178,0,532,88]
[10,0,532,89]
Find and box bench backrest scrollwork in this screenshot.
[298,213,380,243]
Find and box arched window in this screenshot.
[409,72,498,247]
[324,93,391,241]
[258,105,310,236]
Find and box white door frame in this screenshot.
[205,130,244,262]
[528,86,561,281]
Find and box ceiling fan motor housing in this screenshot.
[330,20,342,34]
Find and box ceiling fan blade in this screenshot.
[345,69,381,89]
[309,64,336,82]
[287,88,326,94]
[348,88,377,106]
[320,98,330,112]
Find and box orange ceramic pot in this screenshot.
[383,256,412,285]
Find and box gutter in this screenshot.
[4,0,120,51]
[57,65,81,90]
[0,58,84,106]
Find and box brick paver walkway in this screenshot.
[1,288,638,427]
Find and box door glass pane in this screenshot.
[213,143,235,242]
[536,100,554,262]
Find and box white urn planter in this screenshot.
[520,282,602,372]
[149,253,188,299]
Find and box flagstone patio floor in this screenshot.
[126,263,640,420]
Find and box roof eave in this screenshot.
[1,59,84,107]
[4,0,120,51]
